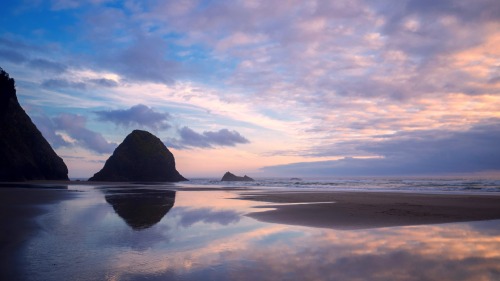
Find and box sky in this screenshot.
[1,0,499,179]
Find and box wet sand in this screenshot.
[3,185,500,280]
[0,187,75,281]
[241,191,500,230]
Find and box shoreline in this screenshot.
[240,190,500,230]
[3,178,500,195]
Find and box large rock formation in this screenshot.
[221,172,254,181]
[0,68,68,181]
[89,130,187,182]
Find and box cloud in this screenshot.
[28,58,67,73]
[0,37,42,52]
[94,104,171,130]
[0,38,70,73]
[33,113,117,154]
[165,126,250,149]
[51,0,81,10]
[10,0,500,103]
[50,0,114,11]
[169,126,211,149]
[41,78,87,89]
[0,48,28,63]
[262,120,500,176]
[395,0,500,24]
[52,113,117,154]
[88,78,118,87]
[0,47,67,74]
[202,129,250,146]
[110,35,181,84]
[32,115,71,148]
[134,0,499,103]
[41,77,119,89]
[4,0,500,178]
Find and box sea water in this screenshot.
[183,176,500,193]
[15,183,500,281]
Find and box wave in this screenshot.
[181,177,500,193]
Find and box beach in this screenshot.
[1,184,500,280]
[241,191,500,229]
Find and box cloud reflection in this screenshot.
[125,221,500,281]
[172,207,242,227]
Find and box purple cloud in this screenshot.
[28,58,67,73]
[50,0,116,11]
[32,115,71,148]
[3,0,500,178]
[129,0,499,103]
[42,78,87,89]
[32,113,116,154]
[88,78,118,87]
[0,38,70,73]
[41,77,119,89]
[0,48,28,63]
[165,126,250,149]
[53,113,117,154]
[94,104,171,130]
[202,129,250,146]
[262,120,500,176]
[175,126,211,148]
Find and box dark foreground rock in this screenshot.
[0,68,68,181]
[221,172,254,181]
[89,130,187,182]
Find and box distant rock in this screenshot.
[221,172,254,181]
[89,130,187,182]
[0,68,68,181]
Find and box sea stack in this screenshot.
[89,130,187,182]
[221,172,254,181]
[0,68,69,181]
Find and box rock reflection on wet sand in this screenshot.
[103,188,176,230]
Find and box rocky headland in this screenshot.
[0,68,68,181]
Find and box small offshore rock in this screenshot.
[221,171,254,181]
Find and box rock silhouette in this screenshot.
[221,172,254,181]
[104,188,176,230]
[0,67,68,181]
[89,130,187,182]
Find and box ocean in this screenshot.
[182,176,500,193]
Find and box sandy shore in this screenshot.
[241,191,500,230]
[3,185,500,280]
[0,187,75,281]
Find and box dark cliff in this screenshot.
[0,68,68,181]
[89,130,187,182]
